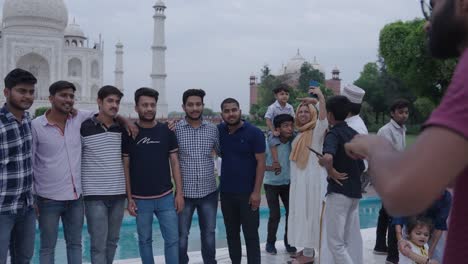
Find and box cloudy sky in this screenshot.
[1,0,423,112]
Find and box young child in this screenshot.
[399,217,439,264]
[264,84,295,173]
[263,114,297,255]
[319,95,365,264]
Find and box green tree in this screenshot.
[379,19,456,103]
[298,62,325,93]
[203,107,215,117]
[354,62,386,123]
[414,97,436,122]
[34,106,49,117]
[354,60,417,124]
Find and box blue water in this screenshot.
[31,198,381,263]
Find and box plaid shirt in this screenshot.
[175,119,219,198]
[0,105,34,214]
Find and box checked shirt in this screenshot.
[175,118,220,199]
[0,105,34,214]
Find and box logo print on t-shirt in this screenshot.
[137,137,160,145]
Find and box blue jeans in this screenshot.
[37,196,84,264]
[85,198,125,264]
[135,194,179,264]
[178,191,218,264]
[0,207,36,264]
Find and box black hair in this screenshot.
[326,95,350,121]
[4,68,37,89]
[220,98,240,110]
[273,114,294,128]
[49,81,76,96]
[390,98,411,113]
[273,84,290,94]
[406,216,433,236]
[134,87,159,105]
[182,89,206,105]
[98,85,123,100]
[349,102,362,115]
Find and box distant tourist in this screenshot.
[373,98,410,263]
[0,69,37,264]
[264,84,295,174]
[287,87,328,264]
[319,95,364,264]
[263,114,296,255]
[345,1,468,263]
[123,88,184,264]
[175,89,219,264]
[80,85,127,264]
[218,98,265,264]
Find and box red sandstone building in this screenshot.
[250,50,341,108]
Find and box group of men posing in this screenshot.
[0,67,267,264]
[0,66,448,264]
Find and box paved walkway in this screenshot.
[113,228,386,264]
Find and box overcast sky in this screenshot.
[1,0,423,112]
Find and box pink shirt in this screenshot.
[424,48,468,263]
[32,110,93,201]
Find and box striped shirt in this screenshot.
[80,114,126,199]
[0,105,34,214]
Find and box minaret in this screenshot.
[151,0,168,118]
[249,74,258,107]
[114,41,124,92]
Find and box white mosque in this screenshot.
[0,0,169,117]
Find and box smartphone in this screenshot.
[307,146,323,157]
[309,80,319,98]
[309,80,320,87]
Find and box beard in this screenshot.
[428,0,467,59]
[9,99,32,111]
[138,113,156,122]
[186,112,202,121]
[224,116,241,126]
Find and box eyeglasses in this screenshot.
[420,0,432,20]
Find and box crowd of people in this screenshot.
[0,67,449,264]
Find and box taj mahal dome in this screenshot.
[0,0,169,117]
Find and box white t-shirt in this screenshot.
[399,242,429,264]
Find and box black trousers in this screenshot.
[220,192,260,264]
[375,206,399,262]
[264,184,290,245]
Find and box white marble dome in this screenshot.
[2,0,68,31]
[284,50,306,75]
[65,22,85,38]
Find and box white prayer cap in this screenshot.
[341,84,365,104]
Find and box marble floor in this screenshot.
[113,228,386,264]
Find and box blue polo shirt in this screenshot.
[218,121,266,194]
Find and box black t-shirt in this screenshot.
[122,122,178,197]
[322,122,364,199]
